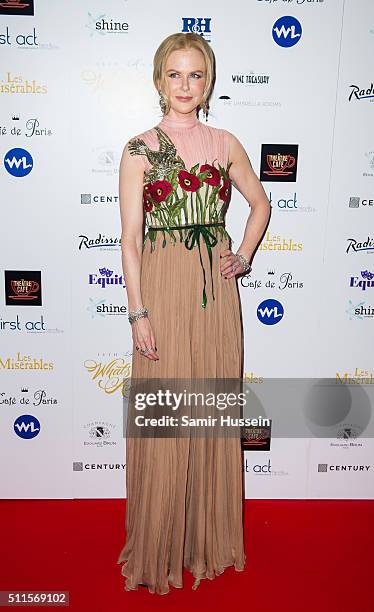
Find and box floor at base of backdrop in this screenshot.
[0,499,372,612]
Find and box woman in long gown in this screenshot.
[117,32,271,595]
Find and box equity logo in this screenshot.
[88,267,125,288]
[349,270,374,290]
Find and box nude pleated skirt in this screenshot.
[117,230,246,594]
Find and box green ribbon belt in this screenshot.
[148,222,225,309]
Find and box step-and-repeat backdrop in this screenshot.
[1,0,373,499]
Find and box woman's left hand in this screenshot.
[220,249,247,279]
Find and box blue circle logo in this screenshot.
[272,16,302,48]
[14,414,41,439]
[257,299,284,325]
[4,147,33,177]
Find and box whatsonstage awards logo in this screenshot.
[83,352,132,395]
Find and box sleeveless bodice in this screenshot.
[127,112,233,308]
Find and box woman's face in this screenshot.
[162,47,207,115]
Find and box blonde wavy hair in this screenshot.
[153,33,216,116]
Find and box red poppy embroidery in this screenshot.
[219,179,231,203]
[145,180,172,204]
[199,164,221,187]
[178,170,201,192]
[143,191,153,212]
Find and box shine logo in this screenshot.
[14,414,40,439]
[257,299,284,325]
[4,147,33,177]
[272,16,302,48]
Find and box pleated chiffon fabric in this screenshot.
[117,112,246,594]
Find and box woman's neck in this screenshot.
[158,110,200,129]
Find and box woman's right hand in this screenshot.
[132,316,159,361]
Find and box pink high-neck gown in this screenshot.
[117,110,246,594]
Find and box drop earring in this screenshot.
[158,90,167,115]
[202,100,209,122]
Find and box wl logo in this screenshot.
[257,299,284,325]
[13,414,40,439]
[272,16,302,48]
[4,147,33,177]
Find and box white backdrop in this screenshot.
[1,0,373,500]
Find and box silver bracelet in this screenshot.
[235,252,252,274]
[128,306,148,325]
